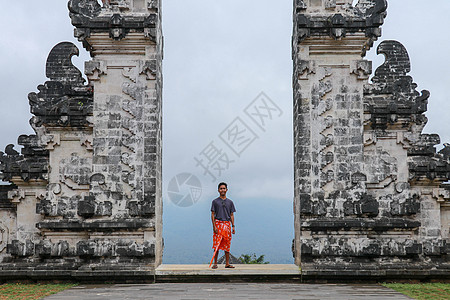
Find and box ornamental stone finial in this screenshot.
[295,0,387,54]
[68,0,158,50]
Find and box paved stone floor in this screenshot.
[45,283,411,299]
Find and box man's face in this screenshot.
[218,185,227,197]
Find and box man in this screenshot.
[210,182,236,269]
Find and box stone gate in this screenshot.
[0,0,163,280]
[0,0,448,280]
[292,0,449,278]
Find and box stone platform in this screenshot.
[155,264,301,282]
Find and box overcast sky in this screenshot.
[0,1,449,262]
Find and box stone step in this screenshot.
[155,264,302,283]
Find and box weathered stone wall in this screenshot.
[0,0,163,280]
[293,0,449,278]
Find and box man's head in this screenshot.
[218,182,228,198]
[218,182,227,189]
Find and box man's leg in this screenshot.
[213,250,219,266]
[225,251,235,268]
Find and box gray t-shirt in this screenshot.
[211,197,236,221]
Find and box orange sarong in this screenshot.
[212,219,232,252]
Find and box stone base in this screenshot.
[300,265,450,282]
[0,261,156,283]
[0,271,154,283]
[0,263,448,283]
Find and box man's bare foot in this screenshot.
[212,264,218,269]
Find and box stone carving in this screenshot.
[148,0,159,11]
[60,154,91,187]
[0,222,9,253]
[85,61,107,81]
[302,237,427,258]
[36,240,70,257]
[69,0,102,19]
[343,193,379,217]
[8,240,35,257]
[439,144,450,160]
[352,60,372,80]
[77,195,112,217]
[390,194,420,216]
[0,137,48,182]
[0,185,15,210]
[295,0,307,11]
[77,240,155,258]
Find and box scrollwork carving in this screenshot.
[28,42,93,128]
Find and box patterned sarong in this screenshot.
[212,219,232,252]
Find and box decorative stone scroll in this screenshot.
[28,42,93,128]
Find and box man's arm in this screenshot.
[211,211,218,233]
[231,212,235,234]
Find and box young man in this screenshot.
[210,182,236,269]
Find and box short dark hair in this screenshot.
[218,182,227,189]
